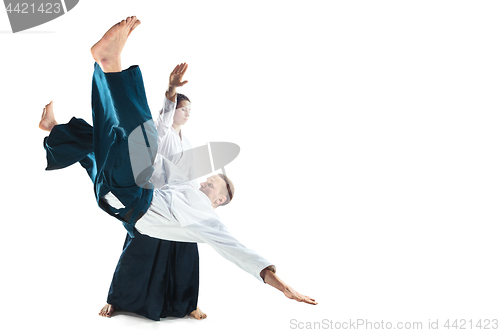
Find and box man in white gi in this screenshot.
[40,16,317,306]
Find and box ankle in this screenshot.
[99,59,121,73]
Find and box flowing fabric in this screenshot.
[44,116,96,182]
[108,231,199,320]
[90,63,156,234]
[42,63,199,320]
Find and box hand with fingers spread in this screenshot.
[166,62,189,102]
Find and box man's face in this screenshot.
[199,175,226,205]
[173,100,191,126]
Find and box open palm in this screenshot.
[284,285,317,305]
[169,62,189,88]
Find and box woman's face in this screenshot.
[173,100,191,126]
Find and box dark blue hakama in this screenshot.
[42,63,199,320]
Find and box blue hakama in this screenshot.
[42,63,199,320]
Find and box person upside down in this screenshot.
[39,16,317,317]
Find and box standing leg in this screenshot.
[104,232,200,321]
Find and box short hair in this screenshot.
[176,93,190,105]
[218,173,235,206]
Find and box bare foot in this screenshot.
[189,306,207,320]
[39,101,57,131]
[90,16,141,73]
[98,303,115,318]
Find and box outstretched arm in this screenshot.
[260,268,318,305]
[135,197,317,305]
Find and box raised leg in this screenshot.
[39,101,57,131]
[90,17,157,230]
[42,117,95,181]
[90,16,141,73]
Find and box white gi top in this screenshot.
[119,96,274,282]
[154,97,192,169]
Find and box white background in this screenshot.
[1,1,499,332]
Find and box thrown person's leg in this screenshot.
[89,16,157,232]
[91,16,141,73]
[41,105,96,179]
[39,101,57,131]
[43,117,96,178]
[40,100,98,182]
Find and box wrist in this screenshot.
[165,87,177,102]
[261,267,276,284]
[260,268,269,282]
[282,284,292,294]
[261,268,286,292]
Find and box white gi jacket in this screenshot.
[108,96,275,282]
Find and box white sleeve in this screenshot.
[155,96,176,142]
[135,190,276,282]
[136,215,275,282]
[184,220,276,282]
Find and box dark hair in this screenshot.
[218,173,235,206]
[177,93,190,105]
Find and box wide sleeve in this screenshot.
[155,96,177,142]
[136,189,276,282]
[184,220,276,282]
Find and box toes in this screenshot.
[128,19,140,36]
[127,16,136,26]
[131,19,140,30]
[99,304,114,317]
